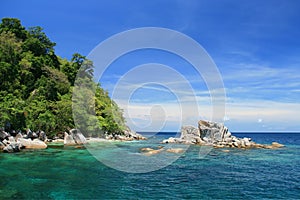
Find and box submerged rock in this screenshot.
[140,146,185,156]
[271,142,285,148]
[141,147,164,156]
[263,142,285,149]
[166,148,185,154]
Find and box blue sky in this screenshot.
[1,0,300,132]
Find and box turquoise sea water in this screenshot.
[0,133,299,199]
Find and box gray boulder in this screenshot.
[69,129,86,145]
[198,120,229,143]
[31,139,47,149]
[15,133,23,141]
[3,144,16,153]
[162,126,202,144]
[26,129,38,139]
[64,132,76,145]
[8,136,15,143]
[0,141,5,150]
[38,131,47,142]
[26,129,33,138]
[3,142,23,153]
[180,126,201,144]
[2,139,8,145]
[0,130,10,140]
[17,138,47,149]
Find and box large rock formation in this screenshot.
[198,120,231,144]
[162,126,203,145]
[162,120,284,149]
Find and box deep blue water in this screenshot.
[0,133,299,199]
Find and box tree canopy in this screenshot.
[0,18,126,138]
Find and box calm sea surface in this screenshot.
[0,133,299,199]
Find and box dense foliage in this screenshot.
[0,18,126,137]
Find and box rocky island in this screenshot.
[162,120,284,149]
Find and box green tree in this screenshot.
[0,94,26,131]
[0,18,27,40]
[23,26,55,56]
[0,17,128,138]
[0,31,22,64]
[61,53,87,85]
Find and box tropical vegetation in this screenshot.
[0,18,126,138]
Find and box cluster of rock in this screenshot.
[0,129,47,153]
[1,125,147,152]
[63,128,146,145]
[162,120,284,149]
[104,128,147,141]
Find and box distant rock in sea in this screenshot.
[104,127,147,141]
[162,120,284,149]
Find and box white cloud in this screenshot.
[114,89,300,132]
[99,55,300,132]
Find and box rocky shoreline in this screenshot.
[0,129,47,153]
[0,128,146,153]
[162,120,284,149]
[0,120,285,153]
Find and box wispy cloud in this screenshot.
[103,60,300,132]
